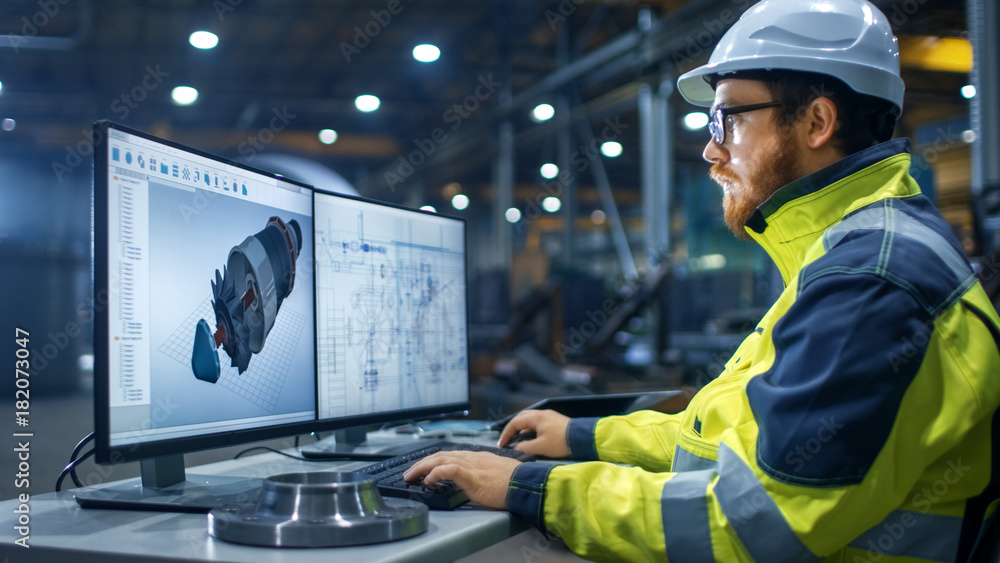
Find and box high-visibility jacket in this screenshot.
[506,139,1000,562]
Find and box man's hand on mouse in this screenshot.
[498,409,571,458]
[403,451,520,509]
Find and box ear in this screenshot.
[804,96,838,150]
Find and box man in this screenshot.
[405,0,1000,560]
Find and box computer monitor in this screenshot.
[84,122,471,510]
[309,189,470,451]
[83,121,318,511]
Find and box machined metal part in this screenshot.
[225,231,278,356]
[192,217,301,381]
[207,471,428,548]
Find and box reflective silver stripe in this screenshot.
[673,446,718,472]
[823,205,973,283]
[848,510,961,561]
[714,443,817,562]
[661,469,716,563]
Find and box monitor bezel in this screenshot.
[308,187,471,434]
[92,120,320,464]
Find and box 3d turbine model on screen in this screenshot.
[191,217,302,383]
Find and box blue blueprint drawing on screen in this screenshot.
[314,195,467,419]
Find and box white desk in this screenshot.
[0,450,540,562]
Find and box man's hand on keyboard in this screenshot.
[498,409,571,458]
[403,451,521,509]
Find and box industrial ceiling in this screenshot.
[0,0,974,211]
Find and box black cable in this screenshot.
[70,432,95,459]
[55,448,95,492]
[233,446,312,461]
[68,432,95,488]
[233,445,395,462]
[53,432,95,491]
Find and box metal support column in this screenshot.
[556,95,577,264]
[494,120,515,269]
[640,80,673,270]
[640,74,675,363]
[491,38,515,271]
[969,0,1000,253]
[557,25,577,265]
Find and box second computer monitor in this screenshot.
[313,190,469,429]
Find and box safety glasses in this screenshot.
[709,101,784,145]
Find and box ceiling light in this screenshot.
[189,31,219,50]
[318,129,338,144]
[601,141,623,158]
[684,112,709,130]
[413,44,440,63]
[171,86,199,105]
[540,163,559,179]
[2,118,15,132]
[451,194,469,210]
[961,85,977,99]
[355,94,380,112]
[531,103,554,122]
[542,197,561,213]
[505,208,522,223]
[0,81,4,95]
[420,205,437,213]
[591,210,606,225]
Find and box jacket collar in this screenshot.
[744,138,917,286]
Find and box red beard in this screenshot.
[710,134,802,240]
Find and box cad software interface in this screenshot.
[313,191,468,420]
[104,126,316,448]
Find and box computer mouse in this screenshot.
[503,430,537,448]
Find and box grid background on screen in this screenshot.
[157,297,307,412]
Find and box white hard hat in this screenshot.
[677,0,904,112]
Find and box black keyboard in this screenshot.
[358,441,535,510]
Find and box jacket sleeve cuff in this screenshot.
[506,462,555,533]
[566,417,600,460]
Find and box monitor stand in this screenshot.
[300,425,429,460]
[75,454,264,513]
